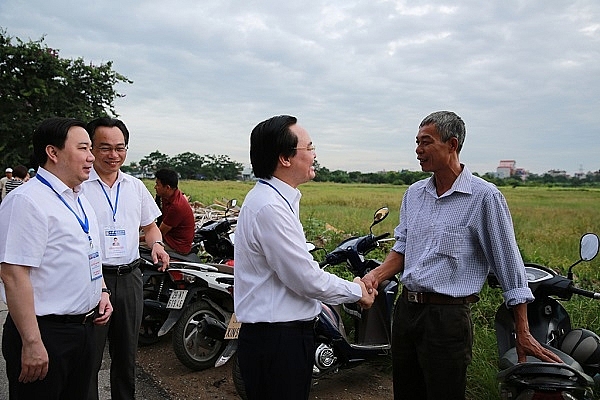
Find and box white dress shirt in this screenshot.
[234,177,362,323]
[82,168,160,265]
[0,167,102,315]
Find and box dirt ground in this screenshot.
[136,334,394,400]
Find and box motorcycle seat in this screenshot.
[499,344,584,372]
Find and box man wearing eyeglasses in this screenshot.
[82,117,170,400]
[234,115,377,400]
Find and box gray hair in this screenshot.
[419,111,466,154]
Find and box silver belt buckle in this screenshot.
[82,309,95,324]
[407,291,420,303]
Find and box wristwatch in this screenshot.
[102,288,111,296]
[152,240,165,248]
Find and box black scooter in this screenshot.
[491,232,600,399]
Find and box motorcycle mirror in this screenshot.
[580,233,599,261]
[372,207,389,225]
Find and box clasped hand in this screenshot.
[354,277,377,308]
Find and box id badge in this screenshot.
[89,241,102,281]
[104,227,127,258]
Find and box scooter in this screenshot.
[138,199,237,346]
[161,261,234,370]
[231,206,396,398]
[491,232,600,399]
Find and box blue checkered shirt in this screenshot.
[391,165,533,307]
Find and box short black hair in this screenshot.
[33,118,87,167]
[12,165,28,179]
[250,115,298,179]
[87,117,130,145]
[155,168,179,188]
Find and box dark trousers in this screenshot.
[392,297,473,400]
[3,314,96,400]
[87,268,143,400]
[237,320,316,400]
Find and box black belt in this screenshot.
[103,259,141,276]
[402,287,479,305]
[37,309,96,324]
[248,318,318,330]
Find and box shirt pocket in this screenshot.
[436,225,467,260]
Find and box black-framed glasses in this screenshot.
[292,145,316,152]
[96,145,128,154]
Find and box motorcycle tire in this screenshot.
[232,353,248,400]
[172,300,227,371]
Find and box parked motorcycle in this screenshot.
[231,206,396,397]
[162,262,234,370]
[491,232,600,399]
[138,199,237,346]
[195,199,237,265]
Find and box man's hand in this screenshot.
[19,339,49,383]
[362,271,379,295]
[516,330,563,363]
[94,291,113,325]
[513,302,562,363]
[152,244,170,272]
[354,277,377,309]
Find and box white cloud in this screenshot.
[1,0,600,175]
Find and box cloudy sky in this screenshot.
[1,1,599,175]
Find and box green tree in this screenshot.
[140,150,171,173]
[170,152,205,179]
[0,28,132,168]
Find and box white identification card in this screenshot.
[89,243,102,281]
[104,227,127,258]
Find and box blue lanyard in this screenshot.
[259,180,294,214]
[36,174,90,235]
[98,181,121,223]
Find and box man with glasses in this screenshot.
[234,115,376,400]
[82,117,170,400]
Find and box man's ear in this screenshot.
[279,154,291,167]
[45,145,59,164]
[448,137,459,152]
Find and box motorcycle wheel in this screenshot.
[172,300,227,371]
[232,353,248,400]
[138,307,162,346]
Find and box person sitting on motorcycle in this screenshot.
[149,168,195,255]
[362,111,562,400]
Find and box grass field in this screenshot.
[146,179,600,398]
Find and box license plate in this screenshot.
[224,313,242,339]
[166,290,188,309]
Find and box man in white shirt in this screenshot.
[0,118,113,399]
[234,115,376,400]
[82,117,169,400]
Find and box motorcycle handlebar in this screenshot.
[570,286,600,300]
[319,232,390,268]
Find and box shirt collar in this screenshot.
[88,167,129,187]
[425,164,473,198]
[36,166,82,198]
[263,176,302,208]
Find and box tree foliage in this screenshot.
[0,27,132,168]
[129,151,244,181]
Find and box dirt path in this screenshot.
[136,335,393,399]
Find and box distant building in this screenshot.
[240,166,255,181]
[496,160,516,179]
[546,169,568,177]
